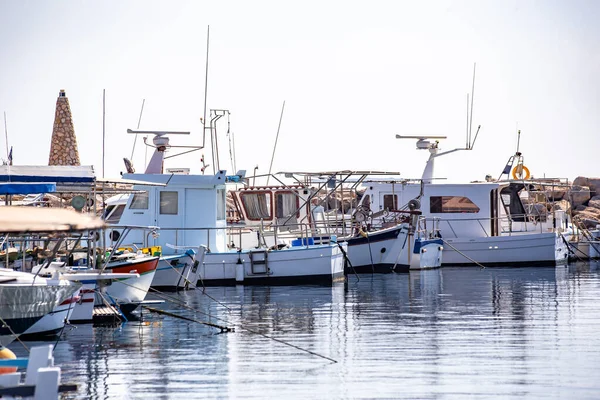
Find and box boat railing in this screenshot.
[417,211,565,239]
[106,222,341,252]
[415,216,441,239]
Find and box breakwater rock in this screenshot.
[570,177,600,229]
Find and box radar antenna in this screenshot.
[127,129,202,174]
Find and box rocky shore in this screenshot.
[569,177,600,229]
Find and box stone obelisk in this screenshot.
[48,90,80,166]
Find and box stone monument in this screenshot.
[48,90,80,166]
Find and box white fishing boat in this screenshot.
[102,211,202,291]
[358,135,572,267]
[35,255,158,322]
[0,206,110,343]
[103,130,346,286]
[0,269,80,346]
[340,224,443,272]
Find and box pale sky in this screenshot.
[0,0,598,183]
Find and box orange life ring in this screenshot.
[511,165,531,180]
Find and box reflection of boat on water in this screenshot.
[28,261,600,399]
[408,268,443,302]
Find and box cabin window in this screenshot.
[217,188,226,221]
[102,205,115,220]
[241,192,272,220]
[160,191,178,215]
[275,192,299,218]
[106,204,125,223]
[430,196,480,213]
[130,191,149,209]
[383,194,398,210]
[499,184,527,222]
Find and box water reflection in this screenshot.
[10,263,600,399]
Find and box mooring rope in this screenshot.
[142,306,233,333]
[100,264,339,363]
[0,315,29,353]
[440,238,486,269]
[336,242,359,282]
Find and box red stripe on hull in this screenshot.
[60,296,81,305]
[105,256,159,275]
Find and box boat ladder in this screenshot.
[249,249,269,274]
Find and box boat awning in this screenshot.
[0,183,57,195]
[96,177,166,187]
[0,165,95,184]
[0,207,105,233]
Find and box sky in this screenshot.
[0,0,599,184]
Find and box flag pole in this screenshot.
[102,89,106,178]
[3,111,8,161]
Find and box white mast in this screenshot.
[395,135,447,183]
[127,129,191,174]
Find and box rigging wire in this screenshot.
[267,101,286,185]
[130,99,146,161]
[226,112,236,174]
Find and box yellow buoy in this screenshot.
[0,347,17,374]
[511,165,531,180]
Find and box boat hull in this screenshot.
[342,225,444,273]
[104,256,159,303]
[0,275,80,347]
[20,292,80,339]
[197,243,346,286]
[69,286,96,323]
[151,251,198,291]
[440,232,569,266]
[344,225,407,273]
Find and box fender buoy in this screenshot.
[0,347,17,374]
[511,165,531,180]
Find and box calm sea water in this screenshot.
[12,262,600,399]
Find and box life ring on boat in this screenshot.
[511,165,531,180]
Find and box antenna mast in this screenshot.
[267,101,286,185]
[3,112,8,161]
[201,26,210,151]
[468,62,476,147]
[466,94,469,149]
[130,98,146,160]
[102,89,106,178]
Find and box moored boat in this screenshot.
[0,269,80,346]
[104,131,346,286]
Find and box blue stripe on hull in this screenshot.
[346,227,403,247]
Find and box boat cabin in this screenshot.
[104,171,229,253]
[359,180,569,238]
[229,185,315,231]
